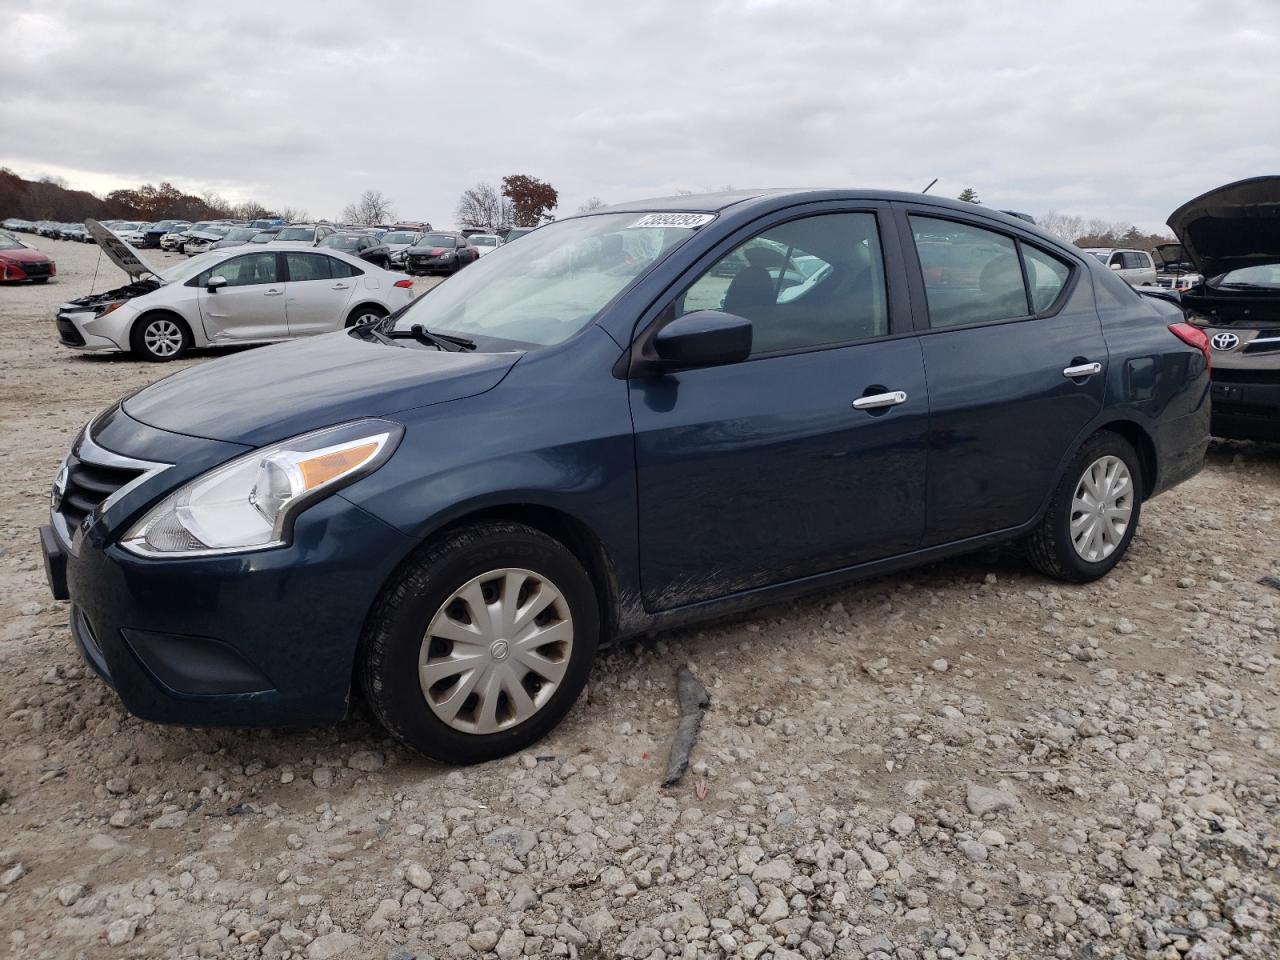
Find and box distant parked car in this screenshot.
[1081,248,1157,286]
[115,223,152,246]
[404,232,480,275]
[468,233,502,256]
[248,228,283,245]
[141,220,190,249]
[319,232,392,268]
[1151,243,1202,293]
[378,229,423,268]
[0,234,56,283]
[210,226,262,251]
[184,226,233,256]
[55,219,416,360]
[271,224,335,245]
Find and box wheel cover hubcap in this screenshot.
[1070,455,1133,562]
[418,568,573,734]
[144,320,182,356]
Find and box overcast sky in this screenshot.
[3,0,1277,231]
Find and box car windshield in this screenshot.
[383,231,417,244]
[276,227,315,241]
[415,234,457,249]
[471,236,498,247]
[0,237,24,250]
[224,228,257,241]
[390,212,703,347]
[322,235,362,249]
[250,232,275,243]
[1087,252,1110,263]
[1215,264,1280,288]
[114,223,139,231]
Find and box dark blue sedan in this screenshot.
[40,189,1211,763]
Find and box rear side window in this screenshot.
[1022,246,1071,312]
[676,212,889,355]
[910,217,1028,327]
[286,253,332,281]
[328,257,361,278]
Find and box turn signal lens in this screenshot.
[298,442,379,489]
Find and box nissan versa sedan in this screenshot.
[55,221,415,360]
[40,190,1210,764]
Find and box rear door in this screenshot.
[630,204,930,610]
[283,252,359,335]
[195,251,287,341]
[896,207,1107,546]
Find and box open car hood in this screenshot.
[1167,176,1280,278]
[86,219,157,281]
[1152,242,1191,269]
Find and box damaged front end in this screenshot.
[56,278,161,347]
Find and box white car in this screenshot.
[56,221,416,362]
[467,233,502,256]
[115,223,152,246]
[1080,247,1158,286]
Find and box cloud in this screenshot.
[1,0,1277,231]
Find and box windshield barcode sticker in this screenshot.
[627,213,715,229]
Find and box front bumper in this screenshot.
[55,307,127,351]
[41,410,418,726]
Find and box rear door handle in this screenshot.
[331,283,351,290]
[1062,362,1102,378]
[264,288,283,296]
[852,390,908,410]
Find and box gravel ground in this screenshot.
[0,239,1278,960]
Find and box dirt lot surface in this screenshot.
[0,239,1277,960]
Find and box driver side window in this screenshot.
[199,252,279,288]
[676,212,889,356]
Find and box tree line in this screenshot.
[0,168,307,224]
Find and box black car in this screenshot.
[319,232,392,269]
[404,232,479,275]
[1172,176,1280,441]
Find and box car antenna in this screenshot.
[921,178,938,194]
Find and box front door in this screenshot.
[630,208,930,611]
[196,251,287,341]
[899,208,1107,545]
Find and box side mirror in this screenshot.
[1109,262,1123,271]
[206,275,227,292]
[640,310,752,375]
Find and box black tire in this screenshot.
[345,304,388,328]
[31,277,49,284]
[359,521,599,764]
[1027,431,1143,583]
[129,313,192,362]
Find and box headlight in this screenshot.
[96,299,128,317]
[121,419,402,558]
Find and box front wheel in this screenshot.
[359,522,598,764]
[130,313,192,362]
[345,305,387,328]
[1027,432,1142,583]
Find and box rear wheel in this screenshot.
[345,304,388,328]
[359,522,598,764]
[130,313,192,362]
[1027,432,1142,582]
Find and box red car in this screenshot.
[0,235,56,283]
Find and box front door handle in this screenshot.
[263,288,283,296]
[1063,362,1102,378]
[852,390,908,410]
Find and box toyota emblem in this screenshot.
[1210,332,1240,351]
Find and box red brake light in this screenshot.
[1169,322,1210,369]
[393,278,413,289]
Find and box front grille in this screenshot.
[22,260,53,278]
[1213,368,1278,385]
[56,316,85,346]
[56,451,144,531]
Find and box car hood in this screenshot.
[122,331,521,446]
[1167,176,1280,278]
[1153,242,1189,268]
[86,218,157,281]
[0,247,50,262]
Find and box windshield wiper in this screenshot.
[385,324,477,351]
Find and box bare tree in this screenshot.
[276,206,310,223]
[577,196,606,213]
[341,189,395,225]
[455,182,511,231]
[1037,211,1089,243]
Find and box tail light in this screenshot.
[393,278,413,289]
[1169,322,1210,369]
